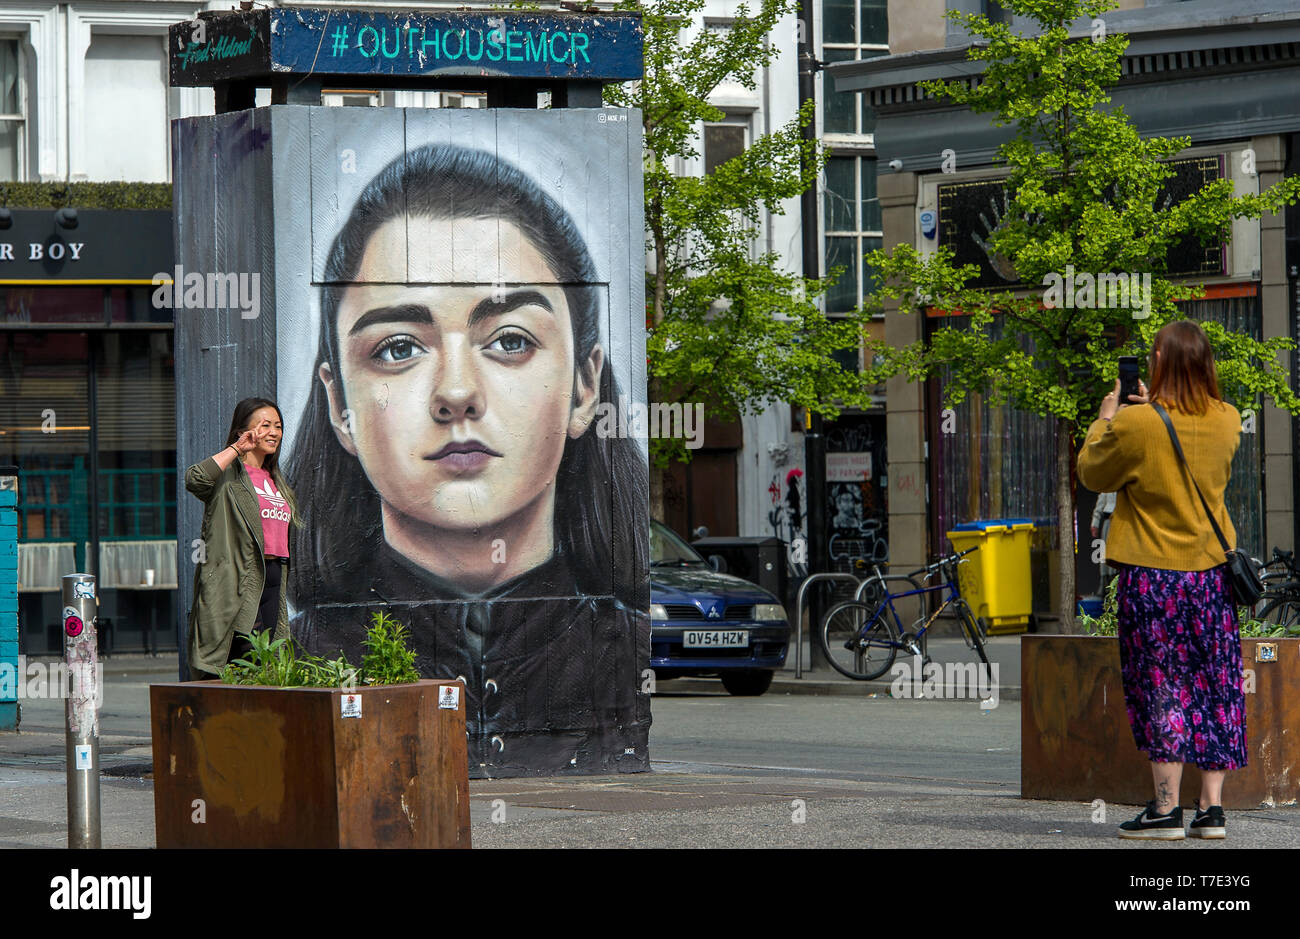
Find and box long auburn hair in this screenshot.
[224,397,285,476]
[1147,320,1223,416]
[286,143,648,609]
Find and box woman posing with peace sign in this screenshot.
[184,397,299,679]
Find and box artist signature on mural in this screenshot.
[175,35,254,72]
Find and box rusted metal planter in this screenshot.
[1022,635,1300,809]
[150,679,470,848]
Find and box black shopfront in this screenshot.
[0,208,175,655]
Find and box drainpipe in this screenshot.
[797,0,828,669]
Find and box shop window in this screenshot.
[3,328,177,654]
[0,287,105,325]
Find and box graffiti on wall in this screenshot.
[268,109,648,777]
[825,417,888,574]
[768,467,806,575]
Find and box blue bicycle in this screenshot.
[817,546,989,680]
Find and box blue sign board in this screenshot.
[169,8,643,86]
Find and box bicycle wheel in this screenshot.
[954,598,992,675]
[819,600,899,681]
[1256,596,1300,631]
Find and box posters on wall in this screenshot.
[825,416,888,574]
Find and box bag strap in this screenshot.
[1151,402,1231,554]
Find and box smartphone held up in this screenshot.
[1118,356,1141,404]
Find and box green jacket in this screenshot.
[184,456,300,677]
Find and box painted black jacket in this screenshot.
[292,541,650,778]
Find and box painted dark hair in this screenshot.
[287,143,648,609]
[225,397,285,476]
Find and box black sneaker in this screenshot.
[1118,801,1185,840]
[1188,805,1226,840]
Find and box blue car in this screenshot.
[649,520,790,696]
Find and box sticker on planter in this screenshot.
[340,693,362,719]
[438,686,460,710]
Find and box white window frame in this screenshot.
[0,35,29,181]
[68,2,211,183]
[822,144,884,322]
[701,111,756,260]
[819,0,888,142]
[0,5,58,180]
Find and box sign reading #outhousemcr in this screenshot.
[173,99,650,778]
[168,8,644,85]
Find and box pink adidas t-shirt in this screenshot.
[244,464,291,558]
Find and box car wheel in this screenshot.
[720,669,774,696]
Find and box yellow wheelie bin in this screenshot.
[945,519,1036,635]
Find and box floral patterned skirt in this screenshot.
[1114,563,1248,771]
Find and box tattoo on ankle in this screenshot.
[1157,781,1174,812]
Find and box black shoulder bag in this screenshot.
[1151,402,1262,607]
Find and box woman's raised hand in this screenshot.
[233,429,259,454]
[1100,379,1151,421]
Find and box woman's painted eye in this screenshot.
[372,336,426,364]
[487,331,535,356]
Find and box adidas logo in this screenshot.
[254,478,287,508]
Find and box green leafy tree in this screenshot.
[605,0,879,516]
[864,0,1300,632]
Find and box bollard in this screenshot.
[62,573,100,849]
[0,467,17,732]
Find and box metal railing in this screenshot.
[794,566,931,678]
[793,572,860,679]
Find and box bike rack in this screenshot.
[794,572,861,679]
[851,572,932,660]
[852,573,924,604]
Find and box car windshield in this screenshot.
[650,521,706,567]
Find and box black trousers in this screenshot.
[227,558,284,664]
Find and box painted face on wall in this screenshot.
[318,214,603,578]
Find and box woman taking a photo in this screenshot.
[185,397,298,679]
[1078,320,1246,841]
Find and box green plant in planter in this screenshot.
[1079,579,1119,637]
[1077,576,1297,638]
[360,610,420,686]
[220,630,355,687]
[1238,608,1299,638]
[220,610,419,687]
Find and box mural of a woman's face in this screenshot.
[318,214,603,567]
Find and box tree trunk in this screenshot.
[648,374,665,522]
[650,463,664,523]
[1056,417,1077,635]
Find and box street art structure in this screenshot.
[171,9,649,778]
